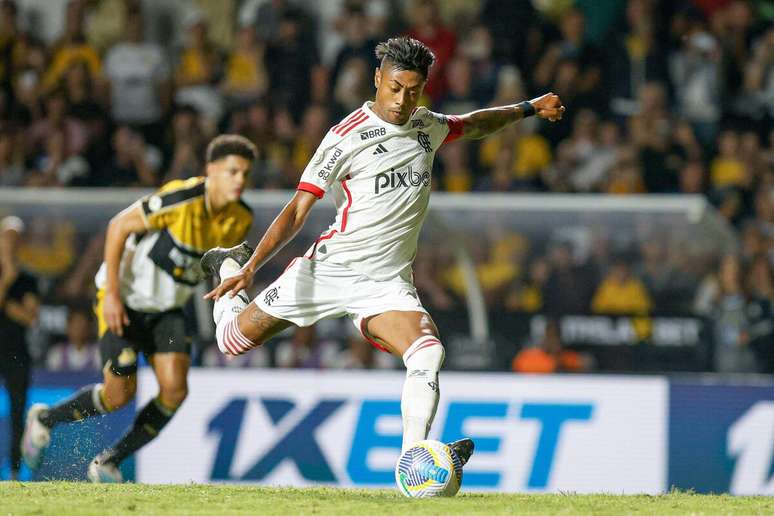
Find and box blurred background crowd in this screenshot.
[0,0,771,374]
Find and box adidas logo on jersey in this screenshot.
[372,144,389,155]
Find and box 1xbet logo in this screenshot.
[374,165,430,194]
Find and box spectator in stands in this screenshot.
[0,123,24,185]
[591,257,651,315]
[745,255,773,373]
[606,0,669,119]
[291,103,329,175]
[413,248,456,310]
[174,11,223,132]
[711,130,751,190]
[332,56,372,120]
[275,326,338,369]
[669,18,722,147]
[438,141,473,192]
[28,90,89,164]
[95,126,160,186]
[45,306,99,371]
[265,8,318,121]
[221,24,268,106]
[543,241,596,315]
[406,0,457,103]
[163,104,206,183]
[711,254,757,372]
[438,56,479,116]
[43,0,101,93]
[103,6,169,147]
[512,319,592,374]
[504,256,550,313]
[329,2,379,96]
[679,160,708,195]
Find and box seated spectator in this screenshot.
[711,254,757,372]
[332,56,371,120]
[221,24,268,105]
[512,320,592,374]
[28,90,89,161]
[504,257,550,313]
[745,255,773,373]
[46,307,100,371]
[591,258,651,315]
[439,141,472,192]
[328,2,379,95]
[406,0,457,103]
[291,103,329,174]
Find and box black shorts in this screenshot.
[99,307,190,376]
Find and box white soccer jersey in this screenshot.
[297,101,463,281]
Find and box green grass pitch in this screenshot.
[1,483,771,515]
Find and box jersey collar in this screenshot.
[363,101,414,131]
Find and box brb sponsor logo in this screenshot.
[374,166,430,194]
[317,147,343,180]
[360,127,386,141]
[206,397,593,488]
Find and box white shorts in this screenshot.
[254,257,427,351]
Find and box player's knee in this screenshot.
[403,337,445,372]
[159,385,188,409]
[102,379,136,410]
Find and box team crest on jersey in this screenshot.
[148,195,163,212]
[417,131,432,153]
[117,347,137,367]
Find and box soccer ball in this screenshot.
[395,439,462,498]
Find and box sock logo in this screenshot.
[428,381,439,393]
[408,369,430,378]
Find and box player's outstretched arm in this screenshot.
[203,190,318,301]
[456,92,565,140]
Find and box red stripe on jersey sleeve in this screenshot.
[297,182,325,199]
[443,115,464,144]
[337,112,368,135]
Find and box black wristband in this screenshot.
[517,101,536,117]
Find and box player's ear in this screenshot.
[374,67,381,89]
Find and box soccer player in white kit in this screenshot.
[202,37,564,469]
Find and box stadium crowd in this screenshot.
[0,0,771,373]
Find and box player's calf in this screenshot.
[401,335,445,452]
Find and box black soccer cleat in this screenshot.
[201,242,254,278]
[447,438,475,467]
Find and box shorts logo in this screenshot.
[264,287,280,306]
[417,131,432,153]
[374,165,430,194]
[360,127,386,140]
[117,348,137,367]
[317,147,343,180]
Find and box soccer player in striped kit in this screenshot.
[202,37,564,470]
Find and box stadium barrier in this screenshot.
[3,370,771,494]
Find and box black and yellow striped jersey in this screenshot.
[95,177,253,312]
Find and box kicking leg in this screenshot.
[208,249,292,355]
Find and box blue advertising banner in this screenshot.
[669,380,774,495]
[0,371,136,481]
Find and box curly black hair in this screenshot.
[374,37,436,79]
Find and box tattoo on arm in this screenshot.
[460,104,528,140]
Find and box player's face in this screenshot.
[206,155,251,204]
[373,64,426,125]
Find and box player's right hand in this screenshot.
[203,270,254,301]
[103,290,130,337]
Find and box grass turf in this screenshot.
[1,483,771,515]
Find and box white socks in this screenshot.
[213,258,252,355]
[401,335,445,452]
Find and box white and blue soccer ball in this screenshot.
[395,439,463,498]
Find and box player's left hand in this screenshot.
[203,268,254,301]
[530,92,565,122]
